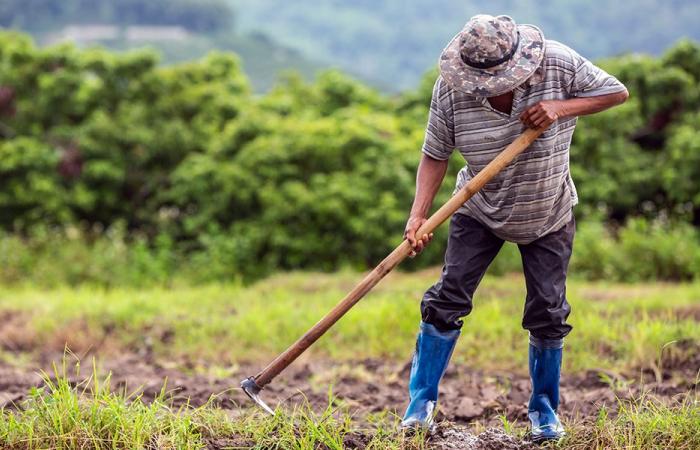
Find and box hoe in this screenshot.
[241,126,545,414]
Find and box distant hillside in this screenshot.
[0,0,234,32]
[232,0,700,91]
[0,0,323,91]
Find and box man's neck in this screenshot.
[487,91,514,115]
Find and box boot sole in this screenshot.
[531,434,564,444]
[399,421,436,436]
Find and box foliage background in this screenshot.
[0,28,699,285]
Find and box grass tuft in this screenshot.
[0,360,205,449]
[562,391,700,450]
[0,361,426,449]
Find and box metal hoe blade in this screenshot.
[240,377,275,415]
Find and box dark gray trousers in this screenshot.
[421,213,575,340]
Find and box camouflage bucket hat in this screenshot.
[439,14,545,97]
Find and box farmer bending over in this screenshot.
[402,15,628,442]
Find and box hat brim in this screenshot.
[439,24,545,97]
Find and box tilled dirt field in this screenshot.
[1,351,698,449]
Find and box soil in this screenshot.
[0,351,697,449]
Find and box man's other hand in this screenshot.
[520,100,565,129]
[404,216,433,258]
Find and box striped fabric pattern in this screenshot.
[422,40,626,244]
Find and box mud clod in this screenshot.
[205,435,257,449]
[343,431,371,449]
[431,426,535,450]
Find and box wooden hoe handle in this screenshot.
[251,127,545,388]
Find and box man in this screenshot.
[401,15,628,442]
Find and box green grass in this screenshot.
[1,270,698,374]
[0,363,697,449]
[0,361,206,449]
[0,361,424,449]
[0,270,698,449]
[562,393,700,449]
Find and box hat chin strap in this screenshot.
[462,32,520,69]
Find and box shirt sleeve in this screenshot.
[421,76,455,161]
[567,48,627,98]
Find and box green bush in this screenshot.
[571,218,700,282]
[1,217,697,287]
[0,225,177,287]
[1,32,700,282]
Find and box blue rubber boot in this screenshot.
[401,321,460,430]
[528,336,565,443]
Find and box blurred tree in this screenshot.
[0,31,699,278]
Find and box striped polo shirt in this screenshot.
[422,40,626,244]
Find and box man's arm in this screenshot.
[520,89,629,129]
[405,153,449,257]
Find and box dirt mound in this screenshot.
[431,426,536,450]
[205,436,257,449]
[0,362,42,408]
[203,426,537,450]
